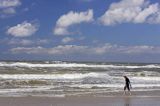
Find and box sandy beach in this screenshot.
[0,90,160,106]
[0,96,160,106]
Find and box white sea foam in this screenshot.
[70,84,160,89]
[70,84,123,88]
[0,87,51,93]
[0,72,108,80]
[132,77,160,81]
[0,62,160,69]
[0,73,160,86]
[1,61,160,97]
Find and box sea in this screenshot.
[0,61,160,97]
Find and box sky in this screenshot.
[1,0,160,62]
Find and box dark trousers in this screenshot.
[124,84,130,91]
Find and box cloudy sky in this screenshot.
[1,0,160,62]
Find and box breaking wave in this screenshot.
[0,62,160,69]
[0,72,108,80]
[0,61,160,97]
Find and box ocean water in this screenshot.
[0,61,160,97]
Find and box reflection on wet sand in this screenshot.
[124,97,130,106]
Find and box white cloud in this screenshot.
[11,46,46,54]
[0,0,21,17]
[134,3,159,23]
[54,9,94,35]
[36,39,49,45]
[11,45,88,55]
[8,39,33,46]
[91,44,118,55]
[99,0,160,25]
[2,8,16,14]
[10,43,160,55]
[7,38,49,46]
[7,21,39,37]
[0,0,21,8]
[61,37,74,44]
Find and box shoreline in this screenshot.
[1,90,160,98]
[0,90,160,106]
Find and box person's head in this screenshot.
[123,76,127,79]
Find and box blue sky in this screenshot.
[1,0,160,62]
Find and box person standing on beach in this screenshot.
[123,76,132,95]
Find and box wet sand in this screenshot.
[0,90,160,106]
[0,96,160,106]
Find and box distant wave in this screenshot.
[0,73,160,84]
[0,62,160,69]
[0,72,108,80]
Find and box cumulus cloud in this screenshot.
[2,8,16,14]
[8,39,33,46]
[54,9,94,35]
[0,0,21,18]
[7,38,49,46]
[61,37,85,44]
[7,21,39,37]
[10,43,160,55]
[0,0,21,8]
[61,37,74,44]
[99,0,160,25]
[11,45,88,55]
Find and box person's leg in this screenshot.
[124,86,127,95]
[127,85,131,95]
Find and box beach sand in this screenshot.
[0,96,160,106]
[0,90,160,106]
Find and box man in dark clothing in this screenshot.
[123,76,132,95]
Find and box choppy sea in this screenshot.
[0,61,160,97]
